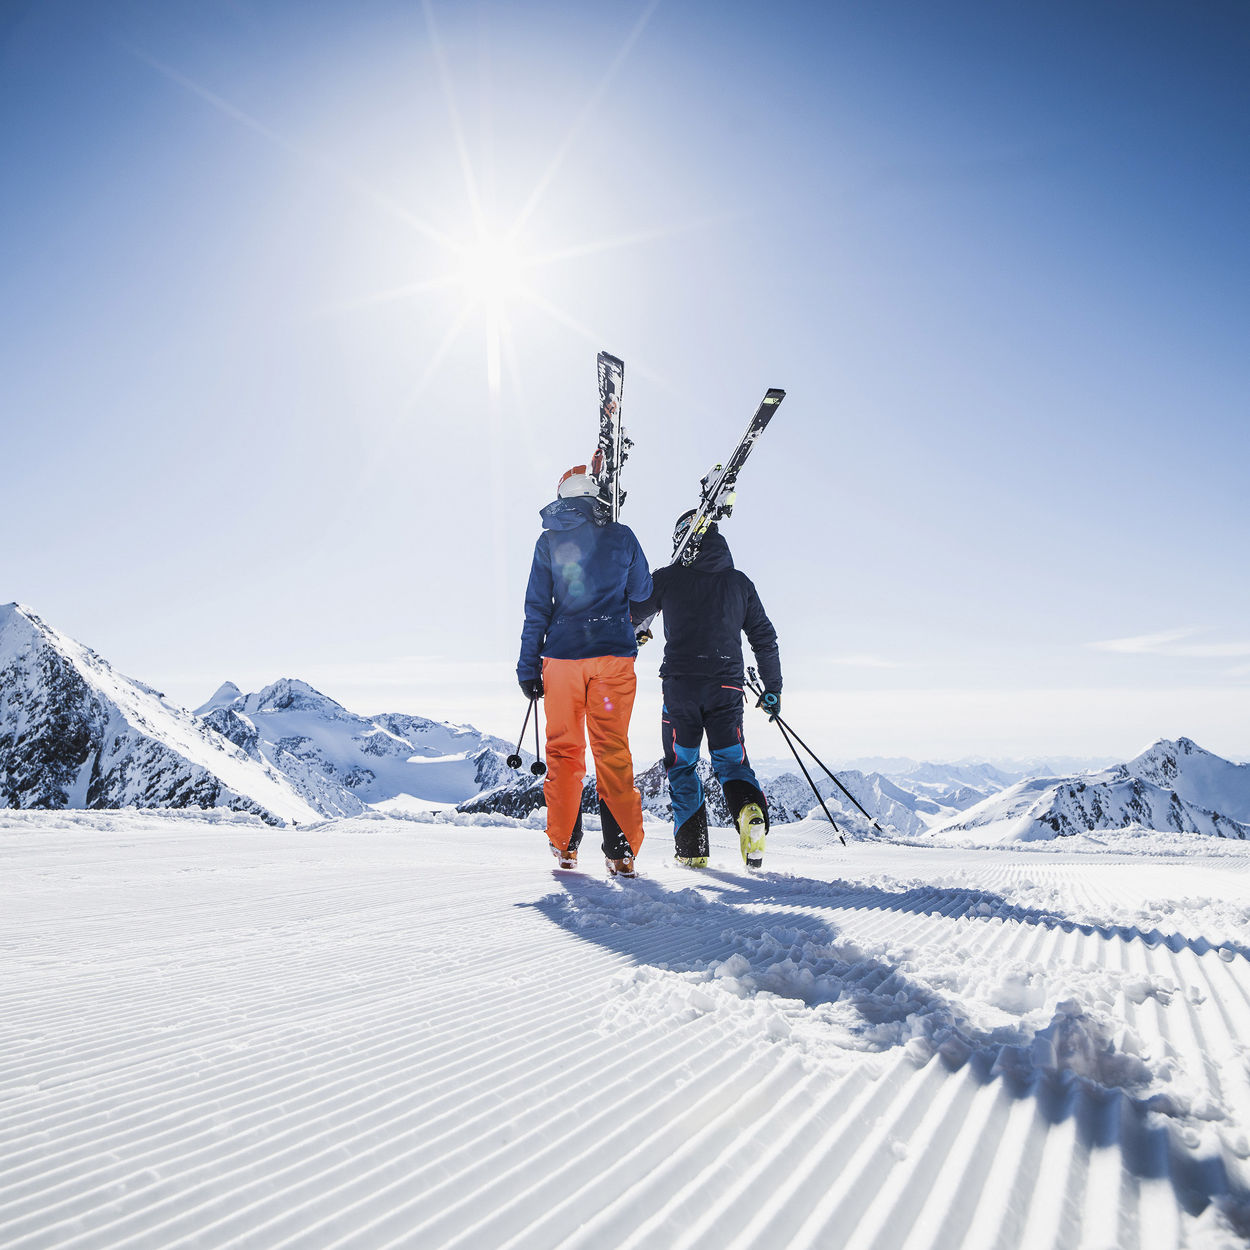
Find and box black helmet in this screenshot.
[673,509,718,548]
[673,509,698,546]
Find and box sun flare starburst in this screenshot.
[135,0,677,404]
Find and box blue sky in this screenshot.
[3,0,1248,762]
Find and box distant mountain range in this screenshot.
[930,738,1250,842]
[3,603,1246,843]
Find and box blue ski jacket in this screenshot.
[517,497,653,682]
[629,526,782,692]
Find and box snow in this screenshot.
[3,808,1249,1248]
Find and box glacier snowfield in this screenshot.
[2,811,1249,1249]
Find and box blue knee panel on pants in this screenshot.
[709,743,761,796]
[667,742,703,831]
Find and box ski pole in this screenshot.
[772,715,846,846]
[506,700,536,770]
[746,667,886,836]
[530,698,546,776]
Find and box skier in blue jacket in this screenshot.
[518,465,653,876]
[630,511,781,869]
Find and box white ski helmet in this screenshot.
[557,464,599,499]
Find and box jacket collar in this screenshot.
[540,496,609,531]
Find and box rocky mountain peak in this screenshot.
[195,681,244,716]
[241,678,352,719]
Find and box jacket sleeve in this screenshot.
[742,577,782,692]
[517,536,554,682]
[629,569,662,624]
[625,530,655,621]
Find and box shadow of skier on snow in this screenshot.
[696,867,1250,963]
[525,868,1250,1233]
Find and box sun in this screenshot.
[458,231,526,309]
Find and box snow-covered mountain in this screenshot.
[879,761,1019,812]
[0,604,320,825]
[837,756,1120,815]
[0,606,518,825]
[798,768,935,838]
[932,737,1250,843]
[196,679,516,812]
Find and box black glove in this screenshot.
[519,676,544,700]
[756,690,781,721]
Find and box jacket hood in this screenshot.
[540,495,608,531]
[689,528,734,571]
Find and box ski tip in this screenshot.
[764,388,786,403]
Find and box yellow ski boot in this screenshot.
[738,803,767,869]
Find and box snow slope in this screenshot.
[934,738,1250,844]
[198,679,515,810]
[0,604,319,825]
[2,808,1248,1248]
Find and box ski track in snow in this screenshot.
[2,813,1249,1249]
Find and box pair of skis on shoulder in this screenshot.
[592,349,785,565]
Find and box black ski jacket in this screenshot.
[630,528,781,692]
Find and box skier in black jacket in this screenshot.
[630,510,782,869]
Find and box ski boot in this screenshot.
[549,842,577,870]
[605,854,637,878]
[738,803,767,869]
[675,855,709,869]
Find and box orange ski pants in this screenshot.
[542,655,645,857]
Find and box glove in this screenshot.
[756,690,781,721]
[635,627,653,646]
[518,676,544,700]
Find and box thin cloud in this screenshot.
[1089,627,1250,659]
[826,654,903,669]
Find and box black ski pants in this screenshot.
[661,675,767,858]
